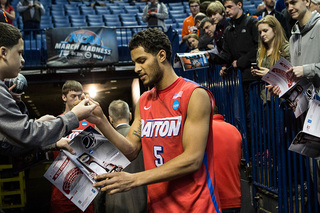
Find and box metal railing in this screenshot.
[177,66,319,212]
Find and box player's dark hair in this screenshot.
[129,28,172,62]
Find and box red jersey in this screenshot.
[212,114,242,209]
[139,77,221,213]
[51,120,95,213]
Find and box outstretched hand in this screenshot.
[71,99,97,121]
[85,98,107,125]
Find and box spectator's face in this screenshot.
[203,21,216,37]
[0,38,24,80]
[131,46,163,88]
[62,90,82,111]
[210,12,224,24]
[188,37,199,49]
[195,19,201,29]
[263,0,275,9]
[258,23,275,46]
[285,0,309,20]
[224,0,242,19]
[189,3,200,16]
[310,1,320,12]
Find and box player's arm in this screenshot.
[90,99,141,161]
[93,88,212,193]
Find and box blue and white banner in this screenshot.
[46,27,118,67]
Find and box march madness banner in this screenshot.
[46,27,119,67]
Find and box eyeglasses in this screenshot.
[190,5,199,8]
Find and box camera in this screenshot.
[4,74,28,94]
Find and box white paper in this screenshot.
[44,152,98,211]
[261,57,294,97]
[289,99,320,159]
[44,126,131,211]
[281,78,315,118]
[262,57,315,118]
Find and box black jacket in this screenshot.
[208,14,259,82]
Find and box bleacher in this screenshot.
[9,0,260,68]
[12,0,194,30]
[9,1,196,67]
[11,0,260,30]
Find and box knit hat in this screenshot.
[311,0,320,4]
[0,10,8,23]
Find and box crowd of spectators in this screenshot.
[182,0,320,115]
[2,0,320,212]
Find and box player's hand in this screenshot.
[266,85,281,97]
[93,172,136,194]
[71,99,97,121]
[85,98,107,125]
[55,138,74,154]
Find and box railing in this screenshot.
[177,66,319,212]
[249,81,319,212]
[175,65,250,164]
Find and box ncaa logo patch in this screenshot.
[81,121,88,127]
[172,100,179,110]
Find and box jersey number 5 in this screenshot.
[154,146,164,167]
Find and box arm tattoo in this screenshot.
[132,121,141,139]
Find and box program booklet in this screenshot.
[173,52,209,71]
[262,57,315,118]
[44,126,131,211]
[289,99,320,159]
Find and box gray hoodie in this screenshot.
[0,80,79,156]
[290,11,320,96]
